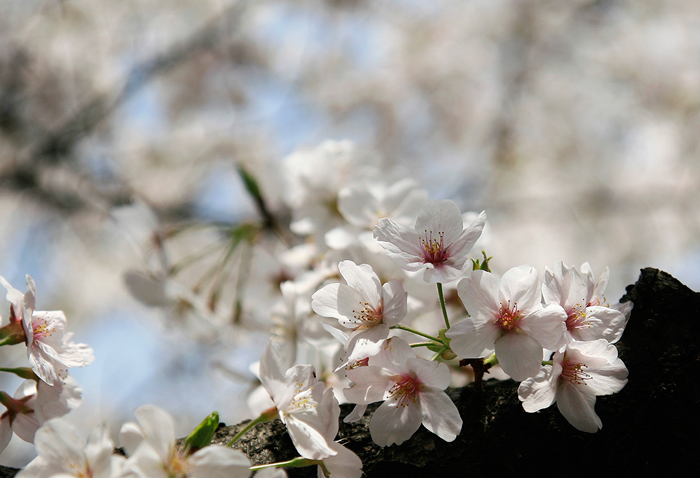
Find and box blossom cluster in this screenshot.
[1,140,634,477]
[0,276,93,455]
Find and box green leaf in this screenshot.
[184,411,220,454]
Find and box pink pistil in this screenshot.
[389,374,423,407]
[496,302,521,331]
[419,230,448,264]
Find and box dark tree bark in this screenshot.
[2,268,696,476]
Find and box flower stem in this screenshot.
[391,325,441,343]
[249,456,317,471]
[410,342,435,348]
[437,283,450,329]
[226,407,277,447]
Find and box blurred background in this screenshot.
[1,0,699,467]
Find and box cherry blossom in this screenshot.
[119,405,250,478]
[0,275,94,387]
[446,266,567,381]
[344,338,461,446]
[0,371,82,453]
[518,339,628,432]
[542,261,627,344]
[17,418,128,478]
[312,260,407,367]
[373,199,486,283]
[258,341,338,460]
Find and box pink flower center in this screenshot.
[419,230,448,264]
[389,373,423,407]
[32,316,56,341]
[351,302,383,329]
[560,360,591,385]
[496,302,521,331]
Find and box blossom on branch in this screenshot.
[17,418,128,478]
[312,260,407,368]
[517,339,628,432]
[373,199,486,283]
[119,405,250,478]
[344,338,462,447]
[542,261,627,344]
[258,341,338,460]
[446,266,567,381]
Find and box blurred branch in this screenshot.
[0,1,250,216]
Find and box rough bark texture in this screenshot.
[1,268,696,476]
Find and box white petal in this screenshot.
[494,332,543,381]
[12,412,40,443]
[345,367,391,404]
[370,398,422,447]
[556,383,602,433]
[520,305,567,350]
[0,418,12,454]
[284,413,336,460]
[118,421,145,457]
[408,358,451,390]
[33,418,85,469]
[133,405,176,462]
[85,422,114,478]
[445,315,499,359]
[338,261,382,308]
[518,365,557,412]
[579,306,626,343]
[323,441,363,478]
[419,389,462,442]
[457,271,501,318]
[190,446,251,478]
[499,266,540,313]
[381,280,407,326]
[373,219,425,271]
[414,200,464,245]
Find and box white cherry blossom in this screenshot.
[543,261,627,344]
[258,341,338,460]
[373,199,486,283]
[119,405,250,478]
[0,275,94,387]
[17,418,128,478]
[312,260,407,368]
[518,339,628,432]
[446,266,567,381]
[0,371,82,453]
[344,338,461,447]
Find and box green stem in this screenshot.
[410,342,435,348]
[249,457,317,471]
[391,325,441,343]
[437,283,450,329]
[0,367,38,381]
[226,407,277,447]
[484,353,499,367]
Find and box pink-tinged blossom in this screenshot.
[0,372,82,453]
[518,340,628,433]
[0,275,94,386]
[17,418,128,478]
[312,261,407,367]
[580,262,634,327]
[344,338,461,447]
[446,266,567,381]
[373,199,486,283]
[119,405,250,478]
[543,261,627,344]
[258,341,338,460]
